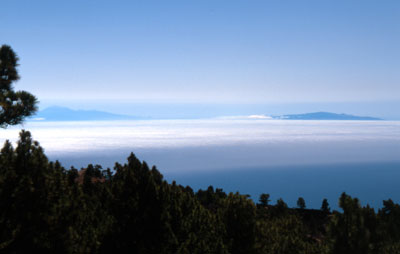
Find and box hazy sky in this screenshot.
[2,0,399,110]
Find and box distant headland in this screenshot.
[30,106,143,121]
[272,112,381,120]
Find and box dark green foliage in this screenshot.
[0,45,38,128]
[0,131,400,253]
[375,199,400,253]
[269,198,289,217]
[321,198,330,213]
[103,154,177,253]
[255,196,329,254]
[328,193,378,254]
[297,197,306,209]
[0,131,72,252]
[258,193,270,207]
[196,185,227,212]
[168,183,227,254]
[222,193,257,254]
[256,213,327,254]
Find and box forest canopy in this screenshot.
[1,131,400,253]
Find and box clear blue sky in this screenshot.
[2,0,399,116]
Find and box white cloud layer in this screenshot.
[3,119,399,153]
[1,119,399,171]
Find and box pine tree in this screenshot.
[297,197,306,209]
[0,131,72,252]
[321,198,330,213]
[0,45,37,128]
[258,193,271,208]
[222,193,257,254]
[329,192,373,254]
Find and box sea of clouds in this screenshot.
[2,119,400,208]
[1,119,399,171]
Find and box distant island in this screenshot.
[30,106,143,121]
[30,107,382,121]
[273,112,381,120]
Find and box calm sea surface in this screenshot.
[2,119,400,209]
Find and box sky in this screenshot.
[1,0,399,117]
